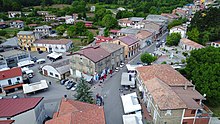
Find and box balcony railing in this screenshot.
[196,103,213,117]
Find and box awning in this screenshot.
[3,83,23,90]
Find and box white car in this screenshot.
[115,67,119,72]
[120,63,125,68]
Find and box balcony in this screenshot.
[196,103,213,117]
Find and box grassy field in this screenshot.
[70,38,87,52]
[24,4,71,9]
[209,106,220,117]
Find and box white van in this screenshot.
[24,69,34,78]
[36,59,46,64]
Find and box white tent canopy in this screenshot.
[17,60,34,67]
[47,52,62,59]
[121,73,135,86]
[121,92,141,114]
[122,112,143,124]
[126,64,143,72]
[23,80,48,94]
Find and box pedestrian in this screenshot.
[49,81,51,85]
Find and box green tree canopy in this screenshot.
[168,18,187,29]
[166,33,181,46]
[75,78,94,104]
[185,47,220,106]
[56,25,65,35]
[140,52,157,65]
[187,28,200,44]
[102,14,118,29]
[187,7,220,44]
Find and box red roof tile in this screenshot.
[15,20,23,23]
[74,46,110,63]
[109,29,119,33]
[0,97,43,117]
[118,35,139,46]
[46,99,106,124]
[0,22,6,25]
[0,67,22,80]
[0,120,15,124]
[136,64,192,86]
[180,38,204,48]
[34,39,72,45]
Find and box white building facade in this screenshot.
[34,39,73,53]
[169,26,187,38]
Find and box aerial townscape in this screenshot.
[0,0,220,124]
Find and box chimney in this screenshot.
[184,82,187,90]
[64,95,67,101]
[193,85,195,91]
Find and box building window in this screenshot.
[183,122,188,124]
[55,46,58,49]
[55,74,59,77]
[50,72,53,76]
[118,42,120,45]
[8,80,12,85]
[61,46,64,49]
[17,78,20,81]
[191,110,196,114]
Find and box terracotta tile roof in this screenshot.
[212,40,220,44]
[15,20,23,23]
[144,78,187,110]
[0,67,22,80]
[109,29,119,33]
[96,36,113,41]
[136,64,192,86]
[0,97,43,117]
[100,42,124,53]
[118,35,139,46]
[172,87,205,109]
[46,99,105,124]
[74,46,110,63]
[136,30,153,40]
[0,120,15,124]
[0,22,6,25]
[180,38,204,48]
[118,18,132,23]
[34,39,72,45]
[161,13,179,19]
[28,24,37,27]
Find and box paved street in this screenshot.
[98,33,168,124]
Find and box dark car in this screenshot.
[31,56,38,62]
[38,50,43,54]
[60,79,69,85]
[66,82,76,90]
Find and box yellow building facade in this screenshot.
[17,31,37,51]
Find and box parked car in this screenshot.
[120,63,125,68]
[115,67,119,72]
[70,83,77,91]
[38,50,43,54]
[66,82,76,90]
[31,56,38,62]
[36,59,46,64]
[64,80,72,86]
[60,79,69,85]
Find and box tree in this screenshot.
[166,33,181,46]
[168,18,187,29]
[140,52,157,65]
[56,25,65,35]
[185,47,220,106]
[74,22,87,36]
[104,28,109,37]
[75,78,94,104]
[102,14,118,29]
[187,28,200,44]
